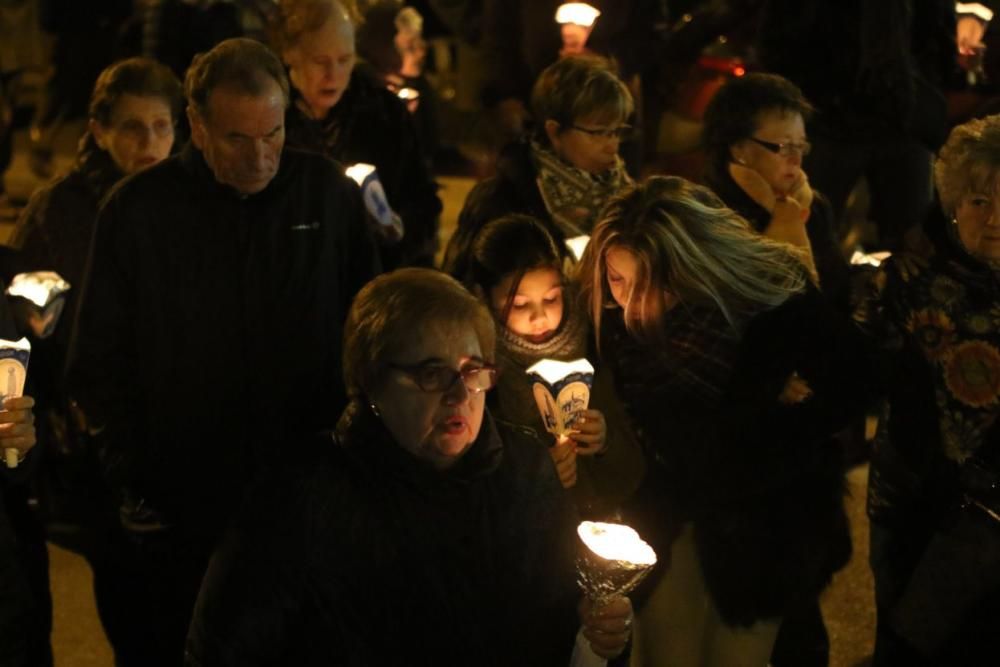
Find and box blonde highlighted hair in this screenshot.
[269,0,362,54]
[578,176,809,343]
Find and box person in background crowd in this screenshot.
[185,268,632,666]
[859,114,1000,666]
[356,1,440,163]
[0,393,40,667]
[11,55,183,664]
[67,38,380,666]
[0,272,44,666]
[443,54,633,275]
[579,176,868,666]
[271,0,442,268]
[702,70,856,667]
[755,0,956,251]
[702,72,851,313]
[452,214,644,518]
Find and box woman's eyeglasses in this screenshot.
[750,137,811,157]
[570,124,633,140]
[389,362,499,394]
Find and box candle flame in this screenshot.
[345,163,376,186]
[396,87,420,101]
[578,521,657,566]
[556,3,601,26]
[7,272,70,308]
[566,235,590,261]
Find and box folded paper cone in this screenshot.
[576,521,657,604]
[4,447,17,469]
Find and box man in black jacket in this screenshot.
[68,38,381,667]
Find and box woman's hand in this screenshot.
[549,437,578,488]
[778,372,813,405]
[788,171,814,213]
[570,409,607,456]
[729,162,777,212]
[1,396,36,464]
[579,595,633,659]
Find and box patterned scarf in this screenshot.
[531,141,632,237]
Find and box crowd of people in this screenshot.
[2,1,1000,666]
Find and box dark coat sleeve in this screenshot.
[65,191,144,494]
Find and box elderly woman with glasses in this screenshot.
[186,268,632,666]
[858,114,1000,666]
[443,54,633,276]
[703,73,850,313]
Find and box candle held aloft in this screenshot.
[556,3,601,27]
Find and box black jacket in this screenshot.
[11,144,121,419]
[606,286,868,625]
[442,140,565,276]
[67,143,381,538]
[185,403,578,667]
[707,169,852,313]
[285,67,441,268]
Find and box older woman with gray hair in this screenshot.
[861,114,1000,665]
[186,268,632,666]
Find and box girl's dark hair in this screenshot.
[89,57,183,126]
[461,215,567,322]
[702,73,814,185]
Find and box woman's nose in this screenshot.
[443,374,470,405]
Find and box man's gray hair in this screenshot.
[184,38,291,117]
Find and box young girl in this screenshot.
[454,214,644,519]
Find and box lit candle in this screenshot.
[526,358,594,440]
[578,521,657,566]
[566,235,590,261]
[6,272,71,339]
[556,3,601,56]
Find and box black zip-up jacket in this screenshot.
[67,143,381,538]
[186,404,578,667]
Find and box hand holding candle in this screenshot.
[572,521,657,666]
[1,396,36,469]
[0,338,30,468]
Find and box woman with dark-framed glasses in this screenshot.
[186,268,631,666]
[703,73,851,313]
[443,54,633,276]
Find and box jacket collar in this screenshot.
[335,400,504,488]
[177,141,296,201]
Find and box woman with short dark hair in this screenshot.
[703,72,850,312]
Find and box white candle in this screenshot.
[578,521,657,566]
[556,3,601,27]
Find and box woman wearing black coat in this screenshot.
[186,268,633,666]
[702,72,851,314]
[11,56,182,666]
[579,177,868,666]
[271,0,442,269]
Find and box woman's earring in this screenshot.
[370,403,382,418]
[952,217,959,225]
